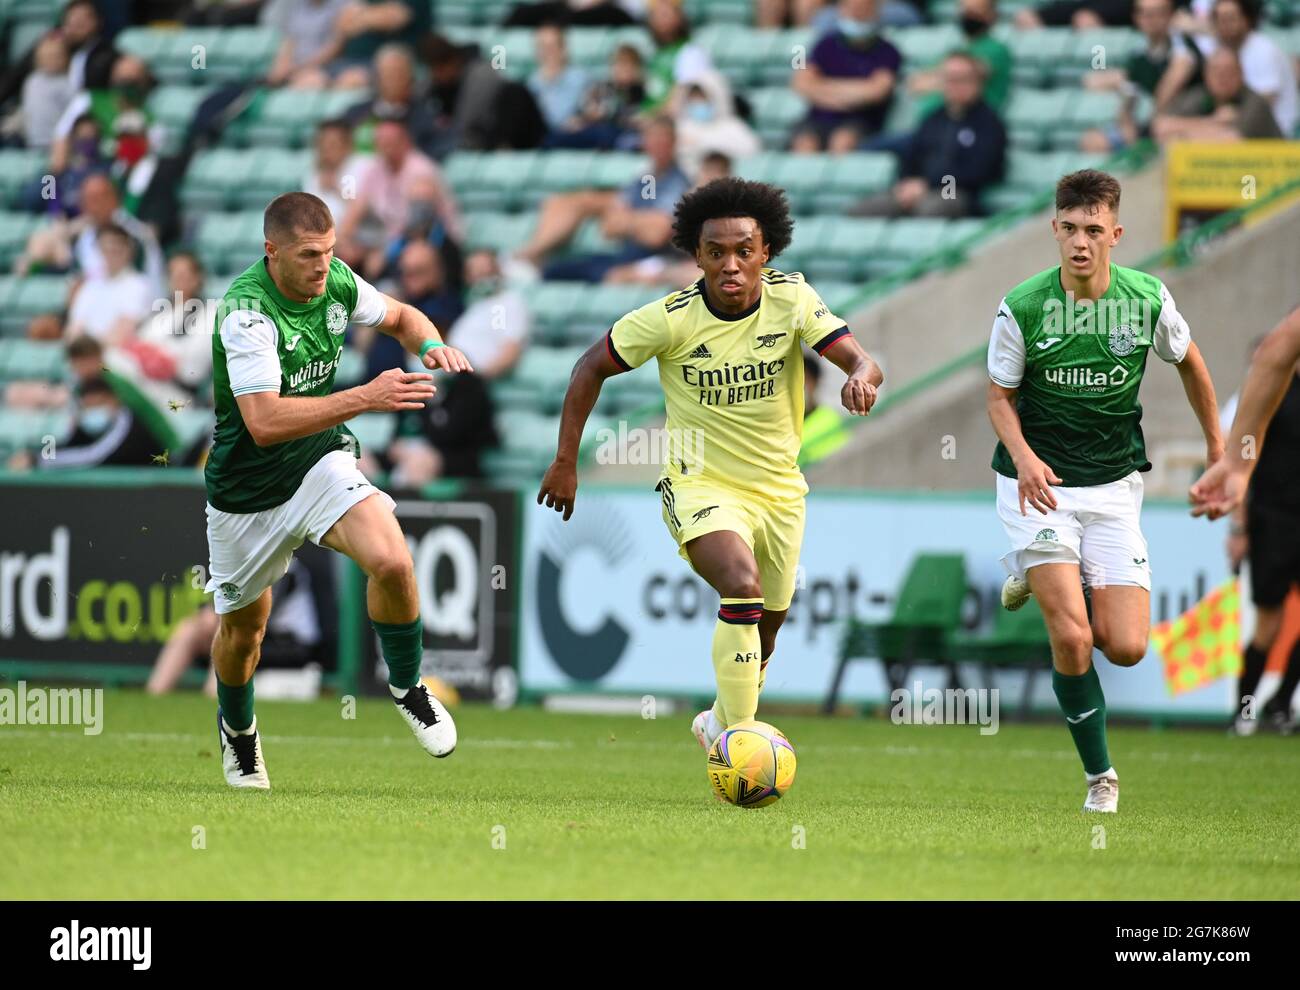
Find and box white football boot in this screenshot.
[218,711,270,790]
[1083,770,1119,813]
[1001,574,1031,611]
[691,709,724,750]
[391,682,457,757]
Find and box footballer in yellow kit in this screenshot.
[538,178,883,750]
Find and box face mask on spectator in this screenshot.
[686,100,715,123]
[960,15,990,36]
[838,17,875,41]
[79,407,114,436]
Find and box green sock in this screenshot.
[373,617,423,691]
[1052,665,1111,776]
[217,676,255,732]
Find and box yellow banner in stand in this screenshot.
[1164,140,1300,242]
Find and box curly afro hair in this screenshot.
[670,177,794,258]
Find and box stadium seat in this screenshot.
[816,153,898,212]
[0,339,64,382]
[824,218,891,281]
[886,24,964,68]
[463,212,536,253]
[0,148,45,207]
[1055,91,1122,148]
[348,412,396,454]
[824,553,968,712]
[1005,89,1075,150]
[750,87,807,147]
[4,276,70,336]
[0,408,70,461]
[492,346,585,414]
[0,212,40,269]
[181,148,257,211]
[458,152,543,212]
[147,85,217,150]
[951,597,1054,718]
[168,407,215,453]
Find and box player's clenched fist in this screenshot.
[361,369,436,411]
[841,377,877,416]
[538,459,578,521]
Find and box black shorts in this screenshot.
[1248,502,1300,608]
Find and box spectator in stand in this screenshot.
[1078,0,1205,150]
[504,0,639,26]
[24,113,109,217]
[330,0,431,89]
[66,224,155,343]
[48,53,164,213]
[852,52,1006,217]
[672,70,761,177]
[336,117,464,280]
[1193,0,1298,135]
[798,352,850,468]
[135,251,214,398]
[1016,0,1135,29]
[357,240,464,381]
[0,0,117,109]
[604,150,733,286]
[21,33,74,151]
[908,0,1013,114]
[506,116,690,282]
[547,43,646,149]
[0,317,74,411]
[263,0,351,89]
[423,33,548,155]
[642,0,713,112]
[1152,46,1282,141]
[7,377,161,471]
[529,24,591,136]
[758,0,830,27]
[303,118,361,225]
[181,0,268,26]
[343,44,439,154]
[791,0,903,154]
[445,251,531,380]
[18,174,165,294]
[381,370,499,484]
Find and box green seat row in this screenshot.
[0,338,64,382]
[0,407,69,460]
[0,275,70,337]
[114,25,280,85]
[445,151,648,212]
[181,148,313,212]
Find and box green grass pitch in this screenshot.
[2,688,1297,899]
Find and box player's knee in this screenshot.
[1053,621,1094,665]
[367,546,414,588]
[716,565,762,602]
[1102,639,1147,667]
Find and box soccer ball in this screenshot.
[706,720,797,807]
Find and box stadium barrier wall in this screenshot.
[0,470,520,701]
[0,472,1249,719]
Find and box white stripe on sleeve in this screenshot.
[987,299,1026,388]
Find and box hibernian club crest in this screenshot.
[1108,323,1136,356]
[326,302,348,335]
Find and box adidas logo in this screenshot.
[689,344,712,359]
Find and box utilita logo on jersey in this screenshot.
[1045,363,1130,392]
[286,348,343,394]
[683,358,785,406]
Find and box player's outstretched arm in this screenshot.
[1173,340,1224,467]
[537,337,624,521]
[1191,305,1300,519]
[987,381,1061,516]
[820,335,882,415]
[236,369,436,447]
[373,292,474,375]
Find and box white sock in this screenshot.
[707,710,724,740]
[1086,767,1116,783]
[222,715,257,737]
[389,683,415,700]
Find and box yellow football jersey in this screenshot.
[606,268,852,500]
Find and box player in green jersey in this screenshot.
[986,170,1223,812]
[204,192,473,790]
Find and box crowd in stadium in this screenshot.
[0,0,1295,483]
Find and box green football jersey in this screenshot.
[205,256,383,513]
[987,263,1191,487]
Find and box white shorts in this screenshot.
[205,450,394,614]
[996,470,1151,590]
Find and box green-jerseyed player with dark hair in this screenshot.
[986,170,1223,813]
[204,191,474,790]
